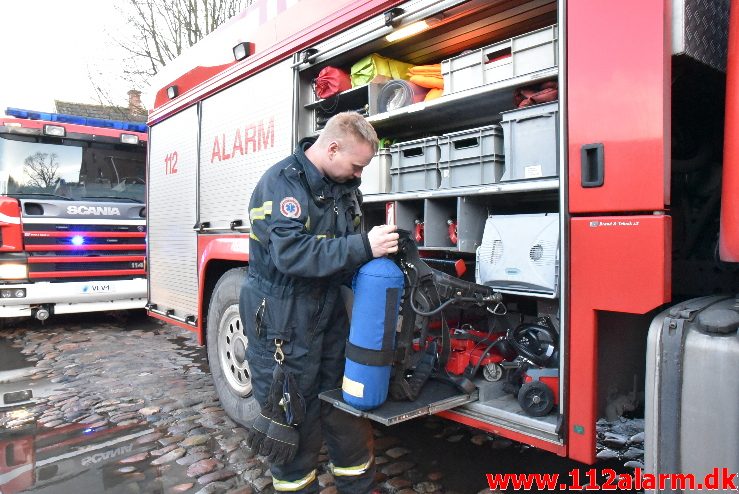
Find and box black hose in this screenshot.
[409,287,484,316]
[468,337,506,378]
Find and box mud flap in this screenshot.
[319,380,477,426]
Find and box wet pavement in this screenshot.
[0,313,644,494]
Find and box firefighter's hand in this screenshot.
[368,224,399,257]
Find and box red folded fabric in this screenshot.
[514,81,558,108]
[313,66,352,99]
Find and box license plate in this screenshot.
[82,283,114,294]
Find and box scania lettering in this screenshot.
[145,0,738,484]
[0,108,147,322]
[80,444,133,466]
[66,206,122,216]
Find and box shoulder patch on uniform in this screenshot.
[279,197,302,218]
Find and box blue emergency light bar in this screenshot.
[5,107,148,133]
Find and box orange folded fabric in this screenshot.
[409,74,444,89]
[407,64,442,76]
[424,88,444,101]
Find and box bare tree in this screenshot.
[88,0,256,108]
[118,0,249,84]
[23,153,60,189]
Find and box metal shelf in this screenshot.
[361,177,559,203]
[367,67,558,136]
[304,83,371,110]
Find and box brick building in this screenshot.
[55,90,147,123]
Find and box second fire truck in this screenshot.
[0,108,147,322]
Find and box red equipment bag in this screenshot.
[514,81,558,108]
[313,66,352,99]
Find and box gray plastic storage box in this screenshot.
[390,137,441,192]
[360,148,392,195]
[500,102,559,181]
[645,296,739,493]
[441,25,558,95]
[438,125,504,188]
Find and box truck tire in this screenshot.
[206,267,259,427]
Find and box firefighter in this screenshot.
[240,112,398,493]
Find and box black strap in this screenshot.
[383,288,400,350]
[438,315,451,368]
[389,343,436,402]
[393,289,416,366]
[434,373,476,394]
[345,286,399,367]
[404,341,438,400]
[345,341,395,366]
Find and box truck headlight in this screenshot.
[0,263,28,279]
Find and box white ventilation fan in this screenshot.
[475,213,560,298]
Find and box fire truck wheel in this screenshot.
[517,381,555,417]
[206,267,259,427]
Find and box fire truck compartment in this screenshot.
[294,0,569,442]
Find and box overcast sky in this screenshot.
[1,1,134,114]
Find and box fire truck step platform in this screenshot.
[319,380,478,426]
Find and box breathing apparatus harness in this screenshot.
[388,230,504,401]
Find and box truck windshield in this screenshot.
[0,135,146,203]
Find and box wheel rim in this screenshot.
[523,387,550,414]
[483,363,503,382]
[218,304,252,396]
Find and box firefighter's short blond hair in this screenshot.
[319,111,379,154]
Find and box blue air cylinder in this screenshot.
[342,258,404,410]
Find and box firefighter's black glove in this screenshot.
[245,408,271,453]
[261,414,300,464]
[245,368,283,453]
[280,367,306,425]
[246,364,285,453]
[258,365,305,465]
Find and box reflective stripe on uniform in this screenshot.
[273,469,317,491]
[249,233,259,241]
[329,455,373,477]
[250,201,273,221]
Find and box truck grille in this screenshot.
[24,223,146,281]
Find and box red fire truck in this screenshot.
[145,0,738,472]
[0,109,147,322]
[0,420,153,494]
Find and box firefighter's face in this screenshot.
[326,138,374,183]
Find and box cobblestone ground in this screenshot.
[0,317,484,494]
[0,315,644,494]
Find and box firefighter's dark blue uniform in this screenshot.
[240,138,376,493]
